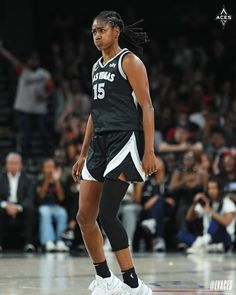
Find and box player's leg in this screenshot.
[77,179,129,294]
[101,131,144,276]
[77,132,107,263]
[76,180,104,262]
[100,174,152,294]
[100,130,152,294]
[115,173,137,269]
[78,135,118,281]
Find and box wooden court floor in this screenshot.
[0,251,235,295]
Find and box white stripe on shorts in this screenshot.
[81,159,97,181]
[103,132,145,181]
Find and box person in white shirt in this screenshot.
[0,43,54,157]
[0,152,36,252]
[177,176,236,253]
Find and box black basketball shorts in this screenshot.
[81,130,145,182]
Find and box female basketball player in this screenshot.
[72,11,160,295]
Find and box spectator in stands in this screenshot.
[224,100,236,147]
[136,159,171,252]
[103,183,142,252]
[55,152,86,254]
[206,127,228,159]
[161,153,178,198]
[197,151,214,176]
[118,183,142,251]
[178,177,236,253]
[60,172,85,254]
[104,183,142,251]
[169,151,207,240]
[36,158,69,252]
[202,111,220,146]
[218,153,236,203]
[158,123,203,154]
[0,152,36,252]
[161,153,178,247]
[206,127,230,175]
[215,80,232,118]
[0,44,54,157]
[59,114,81,147]
[56,79,90,132]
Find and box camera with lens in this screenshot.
[196,198,206,207]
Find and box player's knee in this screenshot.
[76,209,93,229]
[76,210,82,226]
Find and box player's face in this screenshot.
[92,19,118,51]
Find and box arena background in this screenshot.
[0,0,235,162]
[0,1,236,294]
[0,0,235,58]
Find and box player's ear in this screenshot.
[113,26,120,39]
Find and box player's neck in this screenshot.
[102,46,122,64]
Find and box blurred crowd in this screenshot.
[0,7,236,254]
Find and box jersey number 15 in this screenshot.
[93,83,105,100]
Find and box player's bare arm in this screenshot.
[72,114,94,182]
[123,54,161,176]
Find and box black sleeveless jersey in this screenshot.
[91,48,143,133]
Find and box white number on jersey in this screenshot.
[93,83,105,100]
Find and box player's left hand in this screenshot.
[142,151,162,176]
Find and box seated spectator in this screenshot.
[118,183,142,251]
[61,170,86,254]
[218,154,236,252]
[103,183,142,252]
[53,144,86,254]
[161,153,178,247]
[206,127,229,174]
[161,153,178,198]
[224,100,236,147]
[36,159,69,252]
[134,159,173,252]
[197,151,214,176]
[169,150,207,236]
[177,177,236,253]
[0,152,36,252]
[218,153,236,203]
[59,114,81,147]
[158,123,203,154]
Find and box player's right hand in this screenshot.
[72,156,86,182]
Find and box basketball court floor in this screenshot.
[0,251,235,295]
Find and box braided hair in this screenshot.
[93,10,149,57]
